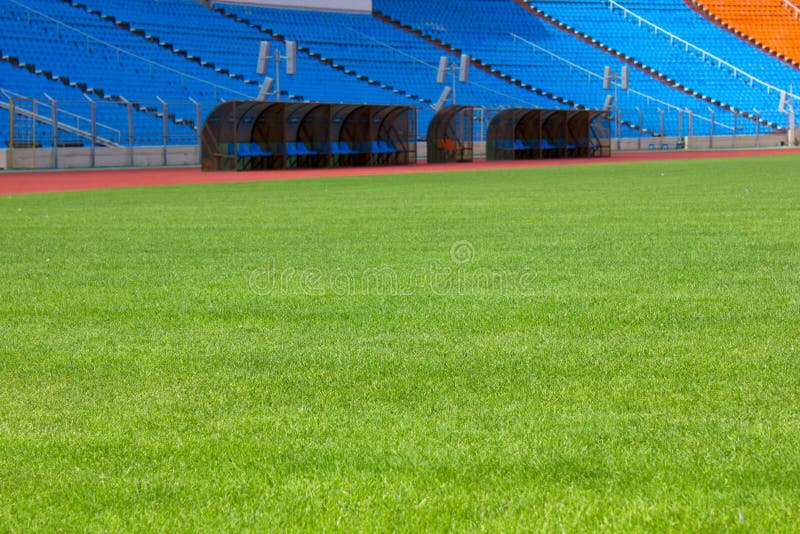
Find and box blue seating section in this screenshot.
[374,0,761,137]
[0,0,213,145]
[0,60,174,147]
[232,143,273,158]
[528,0,800,128]
[68,0,412,105]
[0,0,446,147]
[216,2,559,129]
[331,141,359,155]
[0,0,797,149]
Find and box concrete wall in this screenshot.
[615,133,789,152]
[216,0,372,13]
[0,134,793,171]
[3,145,199,170]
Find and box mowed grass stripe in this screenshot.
[1,155,799,531]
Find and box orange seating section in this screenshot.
[694,0,800,64]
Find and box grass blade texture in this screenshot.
[1,155,799,531]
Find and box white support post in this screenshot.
[128,103,134,166]
[46,94,58,168]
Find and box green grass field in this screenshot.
[2,155,799,531]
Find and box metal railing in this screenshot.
[784,0,800,18]
[606,0,799,100]
[2,97,211,146]
[2,94,793,170]
[510,33,732,132]
[1,96,212,169]
[1,88,122,146]
[341,25,542,108]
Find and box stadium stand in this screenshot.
[64,0,563,140]
[0,0,424,146]
[61,0,409,104]
[0,60,137,148]
[0,0,798,155]
[214,1,562,131]
[527,0,800,129]
[374,0,786,137]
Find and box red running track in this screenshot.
[2,148,800,195]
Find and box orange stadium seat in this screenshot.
[695,0,800,64]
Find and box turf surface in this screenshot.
[1,155,799,531]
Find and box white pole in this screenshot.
[275,49,281,102]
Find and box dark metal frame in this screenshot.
[201,101,416,171]
[426,106,474,164]
[487,109,611,161]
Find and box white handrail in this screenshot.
[605,0,799,101]
[510,33,731,130]
[0,98,122,147]
[784,0,800,18]
[4,0,252,100]
[1,88,122,144]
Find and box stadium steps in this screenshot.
[1,49,196,130]
[687,0,800,70]
[58,0,302,101]
[213,4,433,105]
[520,1,778,131]
[0,96,120,147]
[372,8,651,135]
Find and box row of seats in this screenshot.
[226,140,401,157]
[85,0,563,135]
